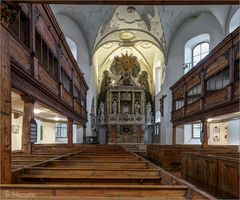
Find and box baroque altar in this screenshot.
[97,53,154,144]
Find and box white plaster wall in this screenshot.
[73,124,77,143]
[55,14,96,136]
[228,119,240,145]
[76,126,84,144]
[38,122,56,144]
[35,119,42,144]
[176,126,184,144]
[226,6,240,34]
[156,12,225,144]
[184,124,201,144]
[11,114,23,151]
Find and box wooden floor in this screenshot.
[0,145,215,199]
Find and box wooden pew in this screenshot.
[7,145,217,199]
[147,144,238,169]
[0,184,196,199]
[46,160,151,169]
[181,152,240,199]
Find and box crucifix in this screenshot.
[159,95,167,117]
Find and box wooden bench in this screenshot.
[8,145,217,199]
[181,152,240,199]
[0,184,196,199]
[147,145,238,169]
[46,160,151,169]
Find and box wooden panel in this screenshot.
[74,99,81,114]
[233,82,239,99]
[38,65,59,96]
[204,86,231,109]
[218,158,240,198]
[205,55,229,79]
[61,86,73,107]
[172,107,184,120]
[181,152,240,199]
[185,72,201,91]
[173,86,184,100]
[60,55,73,78]
[35,5,58,56]
[9,35,31,73]
[185,100,201,116]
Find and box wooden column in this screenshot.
[0,23,12,184]
[201,119,208,148]
[0,2,20,183]
[172,125,176,145]
[67,118,73,146]
[21,94,36,154]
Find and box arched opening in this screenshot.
[184,34,210,74]
[229,8,240,33]
[65,36,77,60]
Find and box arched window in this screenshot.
[155,67,161,94]
[65,37,77,60]
[229,8,240,33]
[192,42,209,66]
[155,111,161,123]
[184,34,210,74]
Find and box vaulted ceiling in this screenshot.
[51,4,236,53]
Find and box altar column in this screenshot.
[118,92,120,113]
[132,92,135,113]
[137,126,142,143]
[111,125,117,143]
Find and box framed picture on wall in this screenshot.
[12,125,20,134]
[212,125,220,142]
[224,124,228,141]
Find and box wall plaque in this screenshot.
[30,118,37,143]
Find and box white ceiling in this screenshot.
[51,5,236,53]
[12,92,67,122]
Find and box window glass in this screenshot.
[193,42,209,66]
[35,31,41,61]
[223,68,230,87]
[55,123,67,138]
[192,123,202,138]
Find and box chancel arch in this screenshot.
[92,5,166,144]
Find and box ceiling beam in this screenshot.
[16,0,238,5]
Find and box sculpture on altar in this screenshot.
[90,97,96,129]
[112,99,118,114]
[98,101,105,123]
[135,100,141,115]
[146,102,152,124]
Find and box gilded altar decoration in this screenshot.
[97,53,154,144]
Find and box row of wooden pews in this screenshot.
[1,145,215,199]
[147,144,240,199]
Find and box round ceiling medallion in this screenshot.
[120,32,134,40]
[140,42,152,49]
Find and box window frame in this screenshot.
[9,11,30,49]
[192,123,202,139]
[192,42,210,67]
[55,123,68,139]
